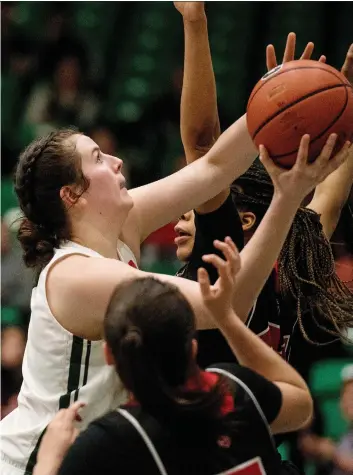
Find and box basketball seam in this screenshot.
[271,85,349,159]
[252,83,350,141]
[247,64,348,109]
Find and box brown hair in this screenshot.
[104,277,229,442]
[14,128,89,270]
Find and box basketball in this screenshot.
[246,60,353,168]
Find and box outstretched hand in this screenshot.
[198,237,241,322]
[34,402,85,475]
[341,43,353,85]
[259,134,352,204]
[266,32,326,71]
[174,1,206,22]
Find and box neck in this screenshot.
[70,216,123,259]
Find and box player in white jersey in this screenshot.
[0,104,347,472]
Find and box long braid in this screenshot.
[231,160,353,345]
[16,132,57,226]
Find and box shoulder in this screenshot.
[207,363,282,425]
[46,253,141,340]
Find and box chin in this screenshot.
[176,246,192,263]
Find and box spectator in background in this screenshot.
[129,67,184,186]
[1,2,39,167]
[24,52,99,133]
[1,216,33,316]
[299,365,353,475]
[38,3,87,80]
[1,216,32,420]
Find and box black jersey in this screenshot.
[58,363,283,475]
[176,195,282,367]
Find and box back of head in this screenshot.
[231,161,353,344]
[14,128,89,271]
[104,277,228,441]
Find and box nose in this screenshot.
[112,157,123,174]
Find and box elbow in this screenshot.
[186,124,219,154]
[296,390,314,431]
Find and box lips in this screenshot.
[174,225,191,238]
[174,225,191,245]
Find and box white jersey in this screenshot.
[1,240,138,475]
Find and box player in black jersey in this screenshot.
[174,2,353,369]
[34,238,313,475]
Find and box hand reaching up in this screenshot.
[198,237,241,323]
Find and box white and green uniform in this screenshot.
[1,241,138,475]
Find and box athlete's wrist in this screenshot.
[272,189,302,210]
[183,15,207,27]
[216,309,243,333]
[33,461,61,475]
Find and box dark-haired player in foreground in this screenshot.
[174,2,353,372]
[34,238,313,475]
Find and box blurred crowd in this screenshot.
[1,2,352,474]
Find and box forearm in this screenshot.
[232,192,300,321]
[308,153,353,239]
[218,310,308,390]
[33,463,59,475]
[181,17,220,160]
[203,114,258,180]
[131,115,258,241]
[333,451,353,472]
[181,17,230,213]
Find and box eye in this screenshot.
[96,151,103,163]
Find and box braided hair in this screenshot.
[14,128,89,271]
[231,160,353,345]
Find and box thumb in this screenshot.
[259,144,280,177]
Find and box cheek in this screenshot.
[88,170,116,195]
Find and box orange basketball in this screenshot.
[246,60,353,168]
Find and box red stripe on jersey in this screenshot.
[128,260,137,268]
[258,328,272,348]
[185,371,234,415]
[268,323,281,353]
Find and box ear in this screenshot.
[60,185,86,207]
[239,211,256,231]
[103,341,115,366]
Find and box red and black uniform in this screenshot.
[58,363,283,475]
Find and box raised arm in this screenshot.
[127,31,323,243]
[46,241,241,341]
[306,44,353,239]
[198,244,313,434]
[228,135,350,321]
[175,2,227,213]
[307,148,353,239]
[128,114,258,243]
